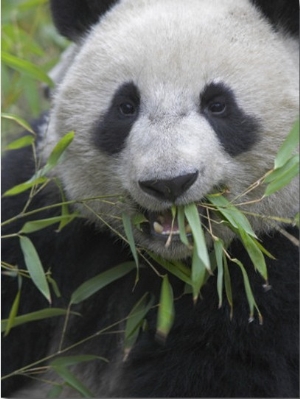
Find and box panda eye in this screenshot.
[208,101,226,115]
[119,102,136,116]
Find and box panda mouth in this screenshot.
[137,204,206,242]
[142,209,192,240]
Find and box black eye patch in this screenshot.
[200,82,260,156]
[93,82,140,155]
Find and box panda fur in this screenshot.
[1,0,299,397]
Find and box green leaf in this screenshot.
[2,51,53,86]
[207,194,257,238]
[238,230,268,281]
[131,213,148,226]
[19,236,51,303]
[1,308,78,332]
[70,262,136,305]
[55,180,76,231]
[264,155,299,197]
[3,177,48,196]
[264,154,299,183]
[2,112,36,133]
[4,132,75,197]
[34,131,75,178]
[177,206,189,247]
[5,135,35,150]
[184,203,211,271]
[156,275,174,340]
[47,276,61,298]
[191,245,207,302]
[231,258,262,323]
[223,255,233,318]
[4,287,21,336]
[214,239,224,308]
[20,215,78,234]
[124,293,154,353]
[44,131,75,172]
[147,252,192,285]
[51,366,93,398]
[122,213,139,268]
[274,119,299,170]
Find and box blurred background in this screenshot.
[2,0,69,144]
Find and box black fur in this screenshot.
[200,82,260,156]
[93,82,140,155]
[250,0,299,37]
[50,0,299,42]
[50,0,120,40]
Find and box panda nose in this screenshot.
[139,171,198,202]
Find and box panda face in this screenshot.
[44,0,299,259]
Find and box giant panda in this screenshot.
[1,0,299,397]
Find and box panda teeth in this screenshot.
[153,221,192,235]
[153,221,164,234]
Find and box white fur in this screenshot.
[42,0,299,259]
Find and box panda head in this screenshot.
[43,0,299,259]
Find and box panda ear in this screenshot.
[250,0,299,37]
[50,0,118,41]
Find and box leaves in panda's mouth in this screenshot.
[123,195,272,338]
[134,207,193,240]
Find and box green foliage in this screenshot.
[70,262,136,305]
[156,275,175,340]
[1,4,299,394]
[1,0,69,142]
[2,119,298,392]
[2,308,80,333]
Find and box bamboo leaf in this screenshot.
[20,215,78,234]
[156,275,174,340]
[70,262,136,305]
[5,135,35,150]
[214,239,224,308]
[34,131,75,179]
[207,194,256,238]
[231,258,262,323]
[131,213,148,226]
[4,287,21,336]
[51,366,93,397]
[274,119,299,170]
[44,131,75,171]
[1,308,78,332]
[191,245,207,302]
[264,155,299,197]
[264,154,299,183]
[47,276,61,298]
[147,252,192,285]
[55,180,76,231]
[177,206,189,246]
[19,236,51,303]
[3,177,48,196]
[2,51,53,86]
[122,213,139,268]
[238,230,268,281]
[253,240,276,260]
[184,203,211,271]
[2,112,36,134]
[223,255,233,318]
[124,293,154,354]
